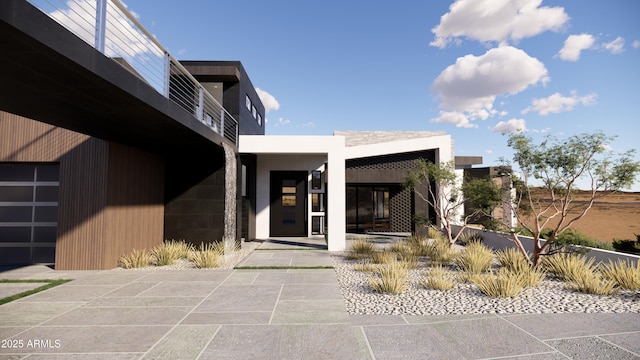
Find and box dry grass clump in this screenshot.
[421,265,455,290]
[427,226,444,241]
[406,235,431,256]
[543,253,596,282]
[346,237,376,260]
[119,249,151,269]
[567,269,619,295]
[428,238,458,265]
[371,250,398,265]
[369,262,409,294]
[353,260,380,272]
[600,260,640,290]
[457,231,483,246]
[496,248,530,271]
[150,240,192,266]
[472,268,525,298]
[455,241,494,274]
[190,242,224,269]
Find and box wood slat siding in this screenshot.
[104,141,164,268]
[1,112,164,269]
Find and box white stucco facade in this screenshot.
[239,135,346,251]
[239,132,456,252]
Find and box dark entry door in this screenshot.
[270,171,307,236]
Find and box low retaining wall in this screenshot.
[452,225,640,265]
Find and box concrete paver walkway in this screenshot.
[0,238,639,359]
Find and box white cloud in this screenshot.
[298,122,316,128]
[522,91,597,115]
[431,0,569,48]
[492,118,527,134]
[633,40,640,49]
[273,118,291,127]
[557,33,595,61]
[255,88,280,113]
[431,46,548,127]
[49,1,162,59]
[602,36,625,54]
[431,111,476,128]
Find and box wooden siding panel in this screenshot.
[1,112,164,270]
[104,141,164,268]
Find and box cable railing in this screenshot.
[27,0,238,145]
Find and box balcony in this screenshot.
[0,0,238,152]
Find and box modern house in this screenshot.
[0,0,476,269]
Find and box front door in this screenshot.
[270,171,307,236]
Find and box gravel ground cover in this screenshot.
[332,254,640,316]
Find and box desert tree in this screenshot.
[405,160,502,246]
[505,131,640,266]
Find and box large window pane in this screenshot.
[34,227,57,243]
[36,165,59,181]
[34,206,57,222]
[0,186,33,202]
[0,206,33,222]
[35,186,58,202]
[0,165,34,181]
[0,227,31,242]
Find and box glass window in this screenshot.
[312,193,324,212]
[257,113,262,126]
[311,170,322,189]
[245,95,251,110]
[0,164,34,181]
[251,105,257,119]
[0,186,33,202]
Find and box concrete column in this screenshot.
[327,137,346,251]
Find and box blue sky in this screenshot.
[121,0,640,190]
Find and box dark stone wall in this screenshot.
[346,150,437,233]
[164,149,227,245]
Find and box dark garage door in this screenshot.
[0,164,59,265]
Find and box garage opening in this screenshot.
[0,163,59,265]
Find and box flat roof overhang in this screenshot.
[0,0,232,154]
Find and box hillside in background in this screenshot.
[520,189,640,242]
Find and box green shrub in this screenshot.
[119,249,151,269]
[190,242,224,269]
[472,268,525,298]
[542,253,596,282]
[421,265,455,290]
[369,262,409,294]
[600,260,640,290]
[612,234,640,255]
[454,241,493,274]
[542,228,614,252]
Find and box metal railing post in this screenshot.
[94,0,107,53]
[220,109,225,136]
[163,52,170,97]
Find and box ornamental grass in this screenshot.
[420,265,455,290]
[496,247,530,272]
[150,240,188,266]
[369,262,409,294]
[542,253,596,282]
[118,249,151,269]
[428,238,458,265]
[567,269,619,295]
[472,268,525,298]
[454,241,494,274]
[346,237,376,260]
[600,259,640,290]
[190,242,224,269]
